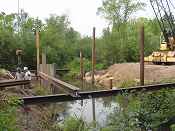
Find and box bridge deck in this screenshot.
[22,82,175,105]
[39,72,80,94]
[0,79,30,88]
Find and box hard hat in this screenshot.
[24,67,28,71]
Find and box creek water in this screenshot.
[53,78,119,127]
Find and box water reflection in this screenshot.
[19,79,175,130]
[60,77,103,91]
[64,97,119,126]
[53,78,119,126]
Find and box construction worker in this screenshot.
[15,67,23,80]
[24,67,31,80]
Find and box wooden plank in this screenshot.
[0,79,30,88]
[39,72,80,94]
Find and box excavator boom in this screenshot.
[145,0,175,64]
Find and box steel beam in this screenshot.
[0,79,30,88]
[22,82,175,105]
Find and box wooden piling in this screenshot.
[92,98,96,122]
[139,24,144,86]
[80,48,84,81]
[109,77,114,89]
[92,27,96,85]
[36,31,40,77]
[91,27,96,125]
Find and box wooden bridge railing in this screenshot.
[38,71,80,95]
[0,79,30,89]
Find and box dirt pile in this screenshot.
[85,63,175,88]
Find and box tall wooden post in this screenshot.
[92,98,96,122]
[36,31,40,76]
[16,49,22,67]
[91,27,96,124]
[92,27,96,84]
[42,53,46,74]
[80,48,84,81]
[139,24,144,86]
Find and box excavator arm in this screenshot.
[149,0,175,43]
[144,0,175,64]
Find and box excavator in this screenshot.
[144,0,175,65]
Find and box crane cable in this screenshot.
[165,0,175,35]
[160,0,174,35]
[168,0,175,10]
[164,0,175,36]
[154,0,166,32]
[149,0,164,33]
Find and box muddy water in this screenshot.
[54,78,119,126]
[64,98,118,126]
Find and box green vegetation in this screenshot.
[118,79,138,88]
[0,0,173,130]
[0,68,7,76]
[60,117,88,131]
[102,89,175,130]
[0,0,160,74]
[0,93,21,131]
[34,84,51,95]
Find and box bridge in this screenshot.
[0,79,30,89]
[21,82,175,105]
[1,71,175,105]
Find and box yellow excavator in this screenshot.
[144,0,175,65]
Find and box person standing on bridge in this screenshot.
[24,67,31,80]
[15,67,23,80]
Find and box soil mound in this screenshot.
[85,63,175,88]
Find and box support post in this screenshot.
[139,24,144,86]
[42,53,46,74]
[16,49,22,68]
[17,55,21,67]
[91,27,96,126]
[92,98,96,122]
[109,77,113,89]
[42,53,46,65]
[36,31,40,77]
[80,48,84,81]
[92,27,96,85]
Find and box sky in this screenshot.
[0,0,154,37]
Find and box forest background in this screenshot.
[0,0,160,74]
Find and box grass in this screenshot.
[118,79,138,88]
[33,84,51,95]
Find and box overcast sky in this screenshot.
[1,0,153,36]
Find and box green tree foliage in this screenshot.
[97,0,146,25]
[0,12,18,69]
[96,0,160,65]
[40,15,80,67]
[0,7,160,72]
[98,18,160,65]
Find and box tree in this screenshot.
[40,14,80,67]
[0,13,18,69]
[97,0,146,26]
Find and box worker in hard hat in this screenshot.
[24,67,31,80]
